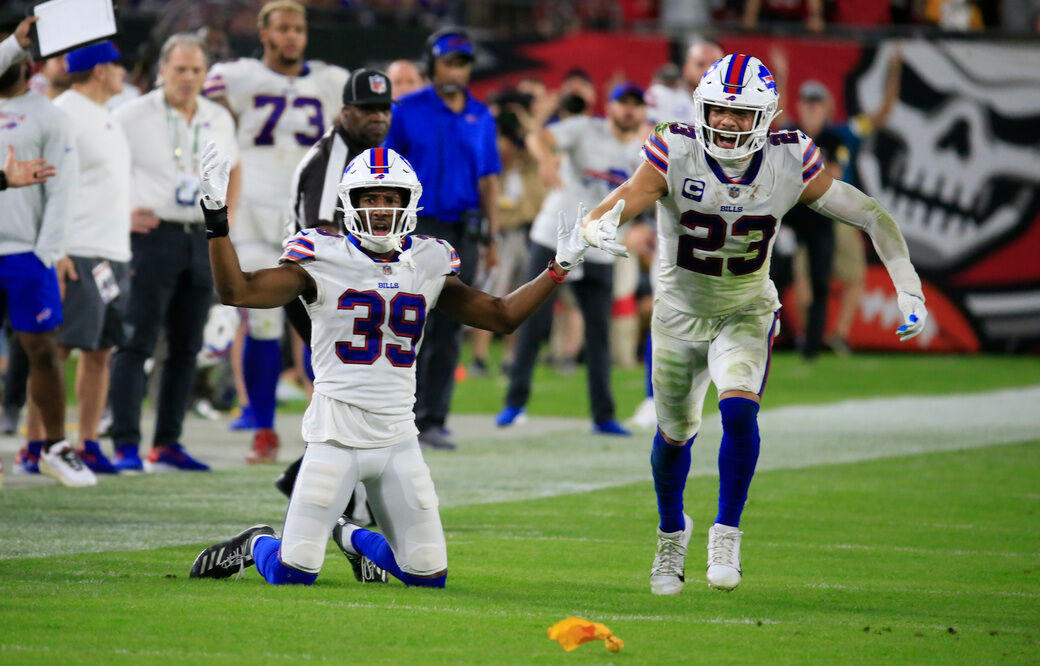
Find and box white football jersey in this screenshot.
[204,59,348,240]
[280,229,461,430]
[644,83,695,125]
[641,121,824,318]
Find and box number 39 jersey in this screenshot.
[280,229,460,432]
[204,59,347,236]
[642,121,824,319]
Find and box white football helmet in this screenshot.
[693,53,780,161]
[338,147,422,253]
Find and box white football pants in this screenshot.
[279,438,447,576]
[652,303,780,442]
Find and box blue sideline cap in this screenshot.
[610,82,645,104]
[65,41,121,74]
[430,32,474,60]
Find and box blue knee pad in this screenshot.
[716,397,761,527]
[651,429,694,533]
[253,535,318,586]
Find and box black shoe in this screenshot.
[332,516,388,583]
[418,427,457,451]
[469,358,489,377]
[275,456,303,498]
[0,404,20,435]
[189,524,275,579]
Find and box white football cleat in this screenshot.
[627,397,657,430]
[650,513,692,595]
[706,523,743,591]
[39,441,98,488]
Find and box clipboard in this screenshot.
[27,0,117,60]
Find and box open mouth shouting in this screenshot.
[715,131,738,149]
[369,217,392,236]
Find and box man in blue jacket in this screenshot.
[383,27,501,450]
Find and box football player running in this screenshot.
[203,0,348,464]
[189,142,594,587]
[580,54,927,594]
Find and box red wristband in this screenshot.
[546,260,567,284]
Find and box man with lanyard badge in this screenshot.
[110,34,240,471]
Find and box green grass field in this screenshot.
[2,351,1039,664]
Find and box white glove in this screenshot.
[581,199,629,258]
[555,203,590,271]
[199,140,232,210]
[896,292,927,341]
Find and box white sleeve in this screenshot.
[0,34,27,74]
[808,179,923,300]
[35,112,78,267]
[548,116,590,153]
[204,61,244,114]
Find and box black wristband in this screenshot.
[0,169,7,191]
[200,201,229,239]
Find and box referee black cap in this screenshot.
[343,68,397,107]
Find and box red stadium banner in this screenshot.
[826,267,980,352]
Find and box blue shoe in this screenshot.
[592,419,632,436]
[495,406,527,427]
[146,443,210,472]
[113,444,144,473]
[77,440,119,474]
[13,444,41,474]
[229,405,257,431]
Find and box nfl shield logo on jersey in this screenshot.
[728,185,741,199]
[382,265,393,275]
[369,75,387,94]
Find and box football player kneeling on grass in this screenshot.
[189,142,595,586]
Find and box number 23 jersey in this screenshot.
[280,230,460,426]
[642,122,824,319]
[204,59,347,211]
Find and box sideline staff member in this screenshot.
[383,27,501,451]
[110,33,240,472]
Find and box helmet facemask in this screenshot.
[343,187,416,253]
[692,53,781,162]
[694,96,778,161]
[337,147,423,255]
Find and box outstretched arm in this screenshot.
[207,220,313,308]
[580,161,667,256]
[200,141,314,308]
[435,268,561,335]
[436,205,591,334]
[801,172,927,341]
[584,161,667,228]
[0,16,34,74]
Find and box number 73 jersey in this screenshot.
[280,229,461,421]
[642,122,824,318]
[204,59,347,210]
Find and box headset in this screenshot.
[422,26,473,78]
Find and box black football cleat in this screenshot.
[332,516,388,583]
[190,524,276,579]
[274,457,303,498]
